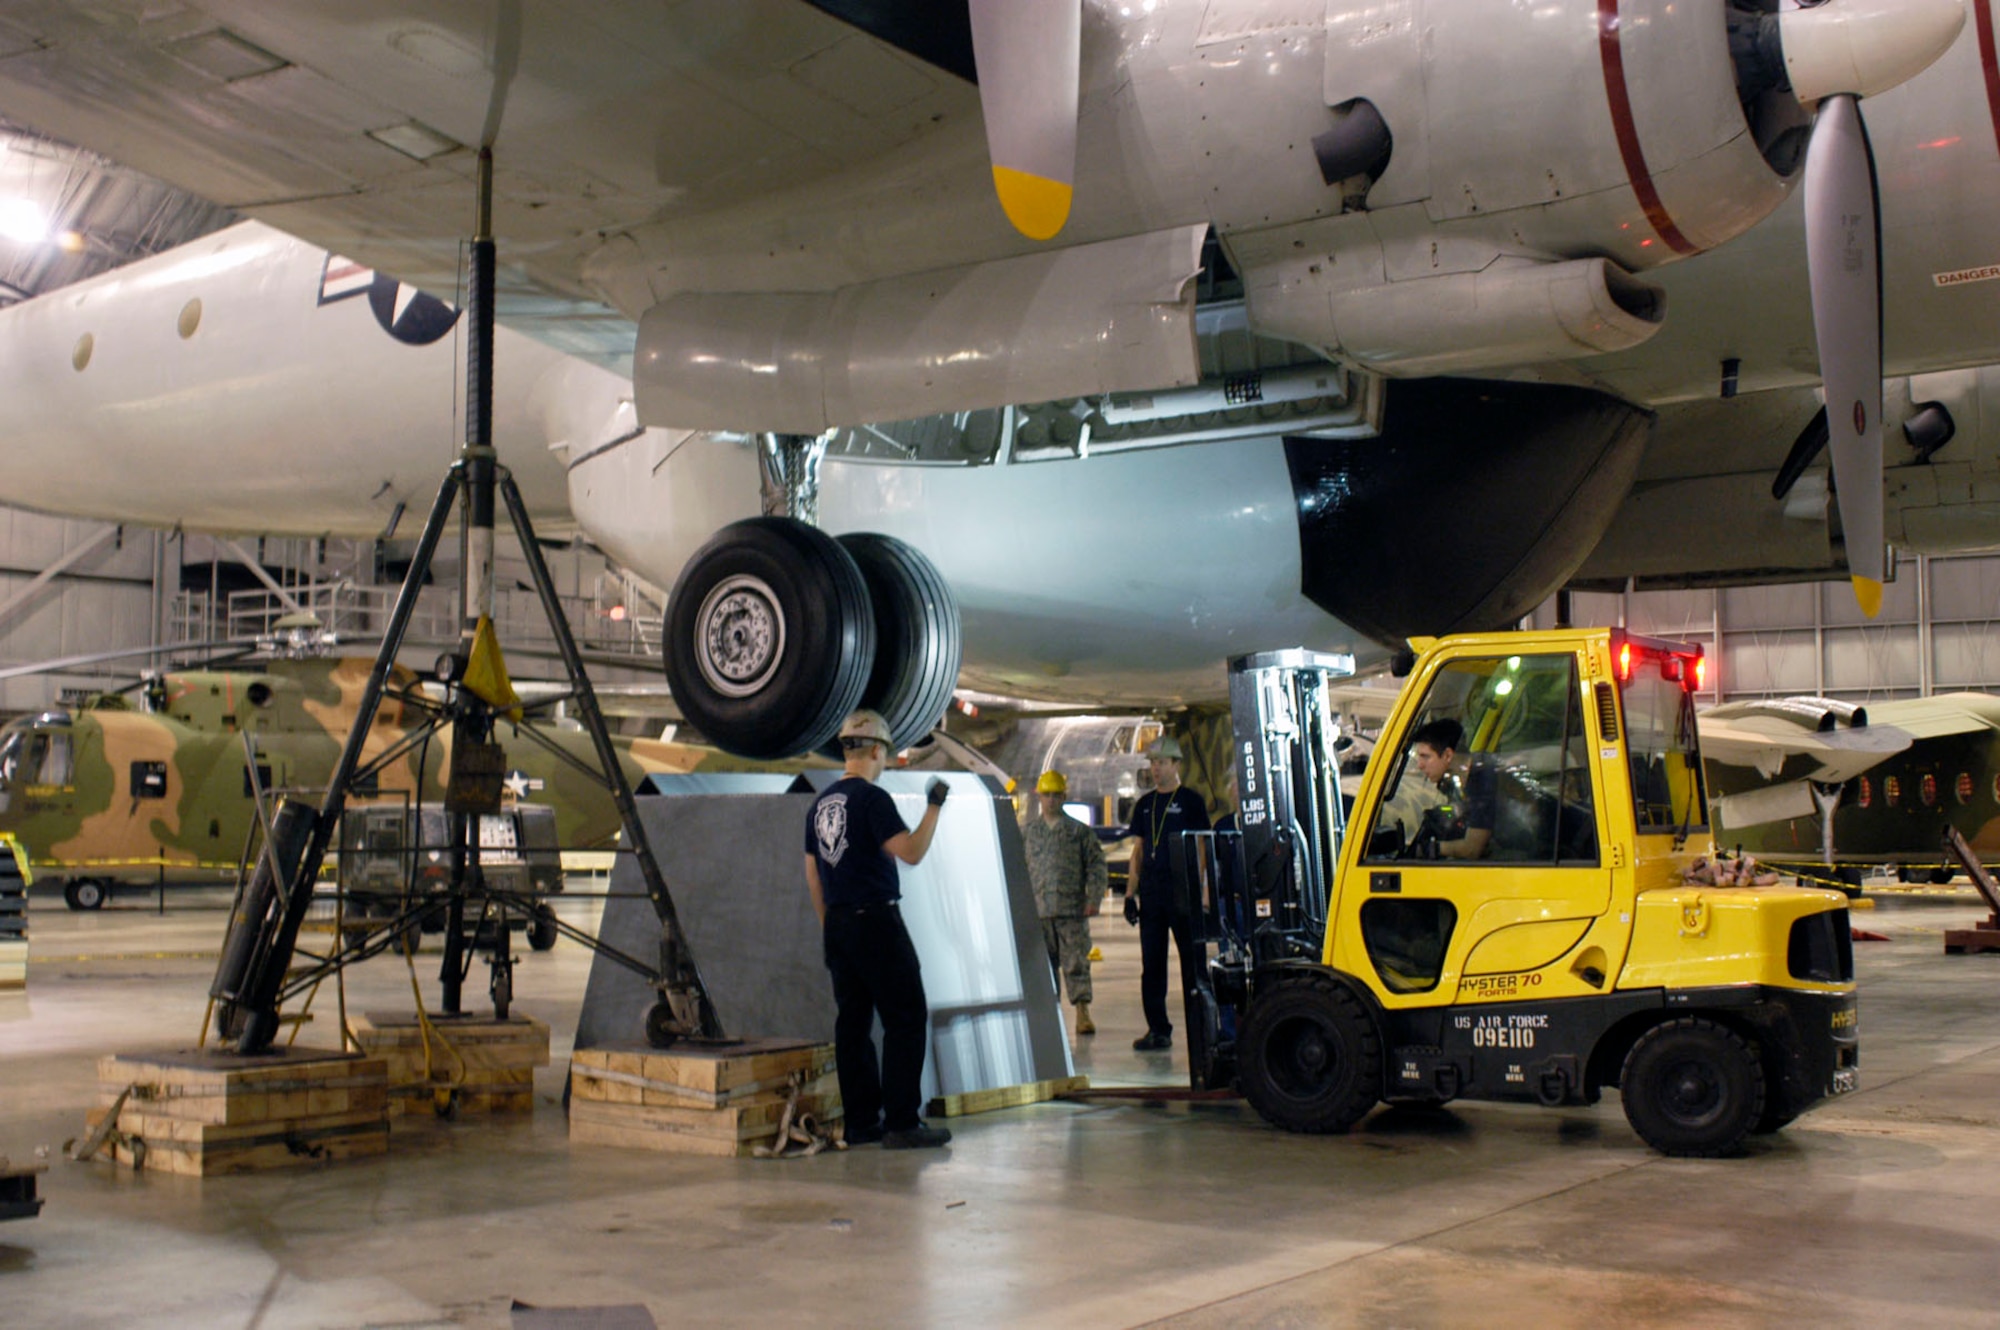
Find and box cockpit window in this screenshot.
[0,729,73,788]
[31,732,72,786]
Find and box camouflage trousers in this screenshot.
[1040,915,1093,1006]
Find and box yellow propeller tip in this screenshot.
[1852,575,1884,619]
[992,165,1071,241]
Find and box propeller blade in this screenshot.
[968,0,1079,241]
[1801,92,1884,617]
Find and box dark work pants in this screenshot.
[822,903,930,1132]
[1138,895,1200,1037]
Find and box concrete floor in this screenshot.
[4,884,2000,1328]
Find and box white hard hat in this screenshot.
[838,709,892,747]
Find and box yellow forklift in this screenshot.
[1180,631,1858,1156]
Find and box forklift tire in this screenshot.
[63,878,107,911]
[1619,1017,1766,1157]
[1238,971,1383,1134]
[1751,1105,1800,1135]
[527,907,559,952]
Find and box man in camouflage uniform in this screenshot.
[1024,769,1108,1035]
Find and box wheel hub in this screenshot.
[1662,1059,1724,1123]
[694,574,787,699]
[1273,1018,1338,1095]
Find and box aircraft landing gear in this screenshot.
[62,878,107,911]
[666,519,960,758]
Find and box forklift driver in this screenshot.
[1406,719,1495,860]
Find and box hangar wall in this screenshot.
[1531,553,2000,703]
[0,510,161,713]
[0,513,664,716]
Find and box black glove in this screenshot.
[1123,893,1140,926]
[925,778,950,808]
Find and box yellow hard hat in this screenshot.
[1036,769,1068,795]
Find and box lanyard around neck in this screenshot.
[1147,790,1177,852]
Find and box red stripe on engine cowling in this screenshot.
[1977,0,2000,159]
[1597,0,1699,257]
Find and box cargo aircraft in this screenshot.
[1701,693,2000,882]
[0,1,1983,760]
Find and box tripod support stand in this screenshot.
[209,147,720,1054]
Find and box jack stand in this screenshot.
[208,147,721,1053]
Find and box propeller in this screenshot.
[1775,0,1966,617]
[968,0,1080,241]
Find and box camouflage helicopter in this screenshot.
[0,650,735,912]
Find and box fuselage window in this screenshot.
[131,761,169,799]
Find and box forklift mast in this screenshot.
[1226,649,1356,963]
[1180,648,1354,1088]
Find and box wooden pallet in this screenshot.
[928,1075,1090,1119]
[569,1040,838,1157]
[90,1048,389,1175]
[1943,921,2000,954]
[350,1012,549,1116]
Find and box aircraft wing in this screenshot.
[1859,693,2000,743]
[1696,713,1913,785]
[0,3,975,367]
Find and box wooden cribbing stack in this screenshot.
[1941,828,2000,954]
[569,1039,839,1158]
[349,1012,550,1116]
[83,1048,388,1176]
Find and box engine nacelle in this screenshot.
[1234,0,1807,376]
[1317,258,1664,378]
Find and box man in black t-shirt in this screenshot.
[1124,736,1210,1051]
[804,709,952,1149]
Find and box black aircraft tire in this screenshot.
[527,907,559,952]
[837,533,962,754]
[1620,1017,1766,1157]
[1930,867,1957,885]
[665,517,875,760]
[1238,970,1383,1134]
[63,878,107,911]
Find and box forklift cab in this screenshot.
[1337,633,1705,1006]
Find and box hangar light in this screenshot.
[0,198,48,244]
